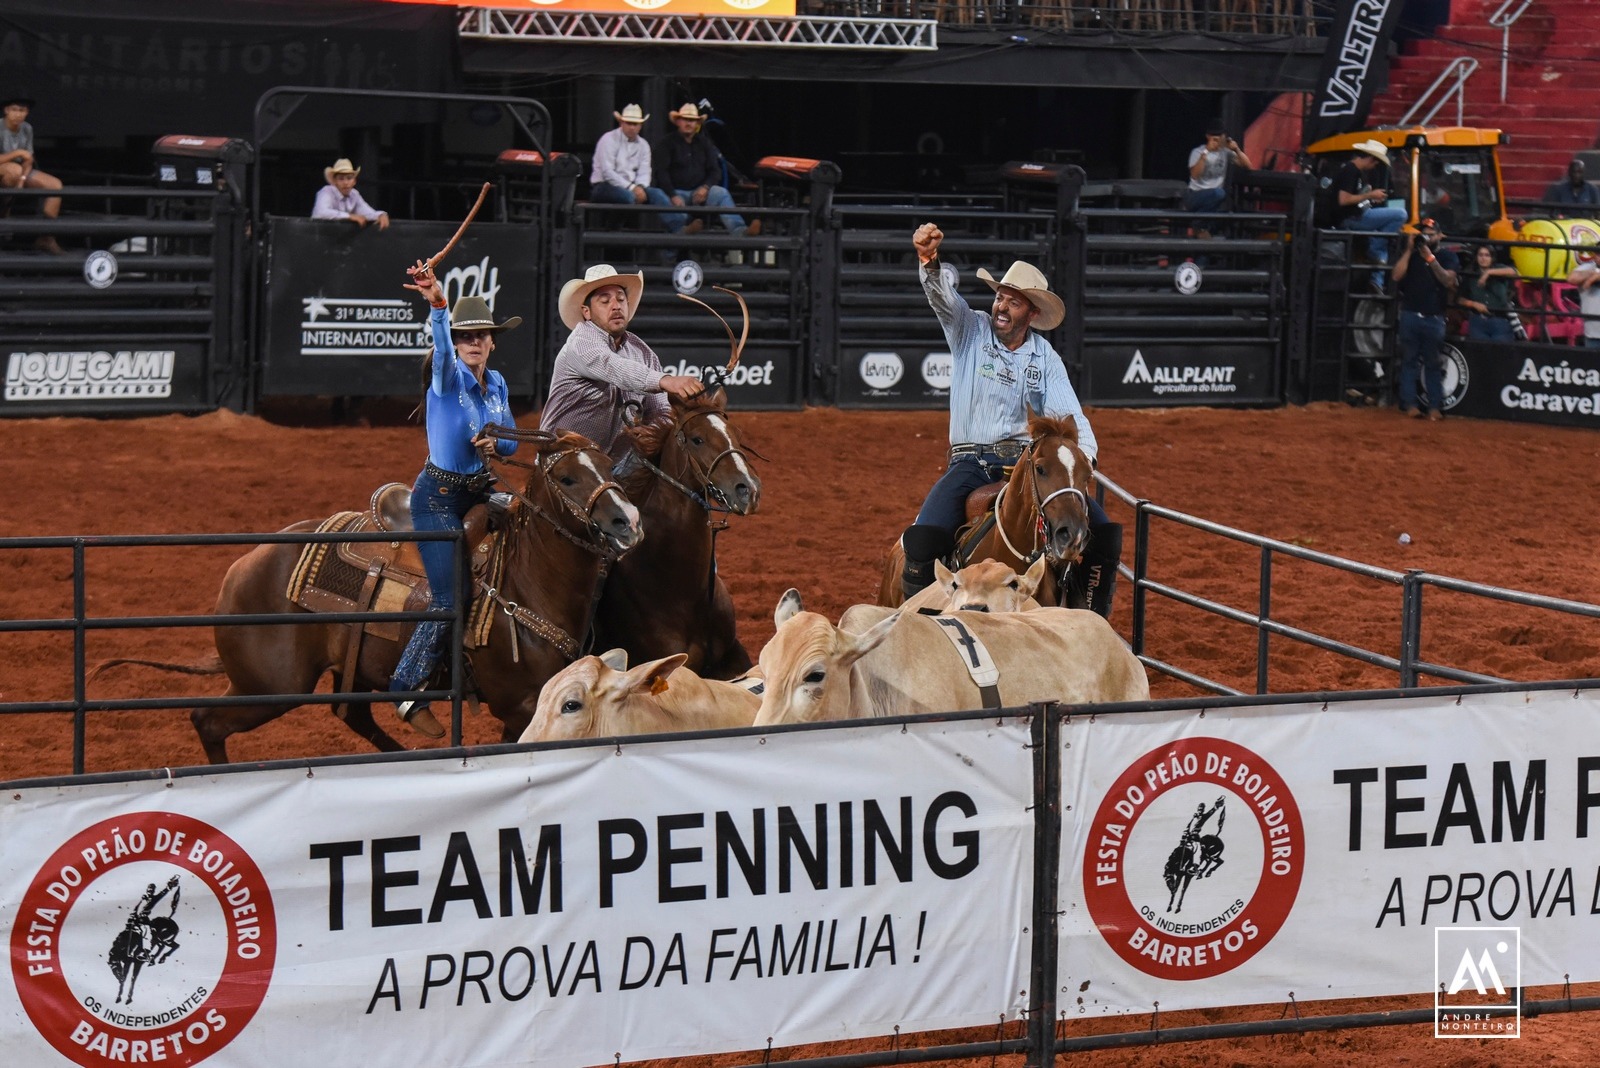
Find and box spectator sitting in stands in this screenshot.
[0,95,64,255]
[1544,159,1600,215]
[654,103,759,239]
[589,104,673,226]
[1183,123,1251,215]
[1335,140,1406,293]
[1457,244,1519,342]
[312,158,389,231]
[1566,254,1600,348]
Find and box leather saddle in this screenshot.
[351,482,499,580]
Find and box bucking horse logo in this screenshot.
[107,875,182,1004]
[1163,796,1226,914]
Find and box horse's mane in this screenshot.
[1025,413,1080,445]
[670,387,728,419]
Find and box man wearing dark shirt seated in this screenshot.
[653,103,759,239]
[1391,217,1459,421]
[1543,159,1600,214]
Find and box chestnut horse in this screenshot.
[97,431,641,762]
[597,387,761,679]
[878,414,1094,609]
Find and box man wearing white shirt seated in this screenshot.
[311,158,389,231]
[589,104,674,228]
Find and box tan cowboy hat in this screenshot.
[559,264,644,329]
[613,103,649,124]
[324,158,360,184]
[1351,140,1390,165]
[669,103,706,122]
[449,295,521,334]
[976,261,1066,332]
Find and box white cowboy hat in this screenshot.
[669,103,706,122]
[976,261,1066,332]
[1351,140,1390,165]
[324,158,360,184]
[559,264,644,330]
[613,103,649,125]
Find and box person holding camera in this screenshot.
[1183,123,1252,213]
[1392,217,1459,420]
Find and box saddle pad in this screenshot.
[287,512,501,648]
[928,615,1002,708]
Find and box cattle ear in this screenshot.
[839,610,899,667]
[623,654,689,695]
[933,559,955,586]
[598,648,630,671]
[775,588,804,627]
[1021,556,1050,598]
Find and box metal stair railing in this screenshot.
[1490,0,1535,103]
[1397,56,1479,128]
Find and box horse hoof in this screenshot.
[400,704,445,740]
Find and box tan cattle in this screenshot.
[903,557,1048,614]
[754,590,1148,727]
[522,649,759,742]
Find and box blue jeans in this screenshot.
[389,466,484,695]
[1466,313,1514,342]
[589,181,673,225]
[1397,310,1446,413]
[915,454,1109,538]
[667,185,745,234]
[1183,186,1228,213]
[1341,206,1407,289]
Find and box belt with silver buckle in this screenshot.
[950,440,1027,461]
[425,460,493,493]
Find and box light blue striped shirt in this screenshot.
[920,261,1097,462]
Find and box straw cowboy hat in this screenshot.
[1351,140,1390,165]
[613,103,649,124]
[559,264,644,329]
[324,158,360,184]
[449,295,521,334]
[976,261,1066,332]
[669,103,707,122]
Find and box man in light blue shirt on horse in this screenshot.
[900,221,1121,617]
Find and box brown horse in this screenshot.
[879,413,1094,609]
[97,431,641,762]
[596,387,761,679]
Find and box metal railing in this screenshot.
[1397,56,1480,128]
[1489,0,1536,102]
[1095,472,1600,696]
[0,529,471,775]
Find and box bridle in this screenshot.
[993,436,1090,564]
[478,425,628,559]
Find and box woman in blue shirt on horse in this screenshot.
[389,259,523,739]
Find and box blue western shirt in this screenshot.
[423,305,518,473]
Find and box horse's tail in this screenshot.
[88,656,225,682]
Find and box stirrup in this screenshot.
[396,699,445,739]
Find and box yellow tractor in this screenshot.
[1306,125,1596,280]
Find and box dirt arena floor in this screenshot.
[3,400,1600,1065]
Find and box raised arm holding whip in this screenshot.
[387,184,524,739]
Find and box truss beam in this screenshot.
[458,8,938,50]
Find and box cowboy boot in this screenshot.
[389,620,448,739]
[1079,521,1124,620]
[901,524,954,601]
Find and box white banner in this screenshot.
[3,718,1034,1068]
[1060,688,1600,1014]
